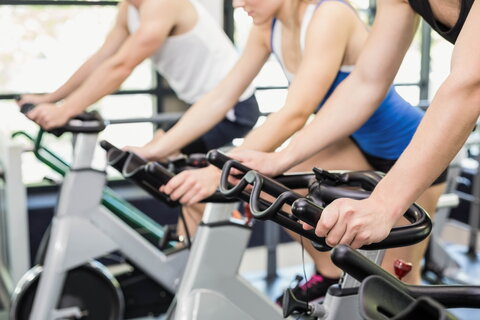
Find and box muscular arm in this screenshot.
[45,2,130,103]
[368,0,480,219]
[273,0,419,173]
[146,24,271,159]
[58,0,177,117]
[240,3,362,152]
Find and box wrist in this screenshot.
[368,185,407,224]
[45,92,60,104]
[149,142,169,161]
[206,164,221,176]
[275,150,295,174]
[57,98,81,119]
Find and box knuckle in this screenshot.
[315,227,325,237]
[350,223,360,233]
[319,220,330,230]
[357,233,370,242]
[327,236,338,246]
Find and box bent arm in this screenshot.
[368,1,480,219]
[240,3,365,151]
[59,0,176,117]
[146,24,271,159]
[274,0,419,172]
[46,2,130,103]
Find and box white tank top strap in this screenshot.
[127,0,254,115]
[271,1,355,81]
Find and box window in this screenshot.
[0,2,157,183]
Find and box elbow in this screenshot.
[354,65,393,96]
[285,111,311,132]
[444,72,480,116]
[105,57,135,82]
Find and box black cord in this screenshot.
[294,236,309,320]
[300,236,309,303]
[179,210,192,248]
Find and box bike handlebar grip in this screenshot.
[145,162,174,186]
[101,140,129,172]
[207,149,251,173]
[20,103,36,115]
[206,149,230,168]
[100,140,115,152]
[332,245,395,282]
[291,198,323,227]
[17,102,63,137]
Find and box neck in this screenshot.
[128,0,142,9]
[276,0,307,29]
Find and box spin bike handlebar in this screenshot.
[207,150,432,251]
[17,98,182,136]
[334,245,480,309]
[100,140,236,207]
[19,102,106,136]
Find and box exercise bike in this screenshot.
[10,107,190,320]
[208,150,434,319]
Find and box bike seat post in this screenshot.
[202,202,239,223]
[341,250,385,289]
[71,132,100,170]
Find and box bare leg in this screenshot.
[286,137,374,278]
[283,138,445,285]
[177,203,206,239]
[381,182,446,284]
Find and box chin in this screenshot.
[252,17,269,25]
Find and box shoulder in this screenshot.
[305,0,359,38]
[311,0,357,21]
[138,0,181,19]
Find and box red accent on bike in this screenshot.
[244,203,253,225]
[394,259,413,280]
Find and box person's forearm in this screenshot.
[60,58,133,116]
[240,109,309,152]
[275,74,389,172]
[369,77,480,219]
[48,53,109,103]
[150,88,244,158]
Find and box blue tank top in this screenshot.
[270,0,424,160]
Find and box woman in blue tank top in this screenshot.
[160,0,446,301]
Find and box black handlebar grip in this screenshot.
[207,149,251,174]
[13,95,22,101]
[100,140,116,152]
[20,103,36,115]
[145,162,174,186]
[291,198,323,227]
[101,140,130,173]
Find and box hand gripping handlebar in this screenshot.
[100,141,237,206]
[19,103,106,136]
[207,150,432,251]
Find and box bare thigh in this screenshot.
[289,137,373,174]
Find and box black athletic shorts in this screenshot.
[361,150,448,186]
[179,95,260,154]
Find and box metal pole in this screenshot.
[368,0,376,25]
[223,0,234,41]
[467,156,480,258]
[419,22,432,103]
[265,221,279,281]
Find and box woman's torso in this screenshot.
[270,0,424,159]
